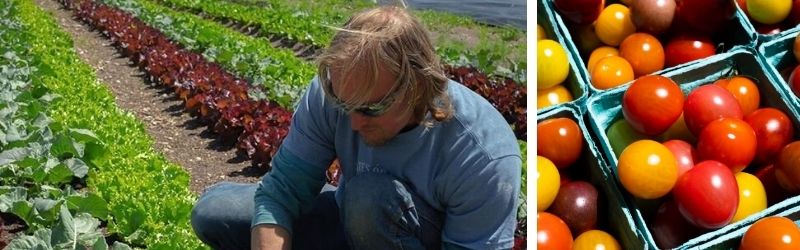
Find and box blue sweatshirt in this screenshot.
[252,77,521,249]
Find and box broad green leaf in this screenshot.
[50,134,80,159]
[7,228,51,250]
[10,200,39,228]
[46,164,73,184]
[32,198,63,224]
[63,158,89,178]
[0,147,30,165]
[0,186,27,212]
[51,206,76,249]
[67,192,109,219]
[68,129,100,144]
[31,113,51,129]
[111,242,133,250]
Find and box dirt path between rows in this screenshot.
[34,0,263,194]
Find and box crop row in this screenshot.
[3,0,203,248]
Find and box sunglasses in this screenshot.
[321,69,401,117]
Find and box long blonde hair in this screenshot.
[316,5,453,125]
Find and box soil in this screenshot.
[34,0,263,195]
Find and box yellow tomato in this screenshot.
[731,172,767,223]
[537,156,560,211]
[595,4,636,46]
[537,24,546,40]
[618,140,678,199]
[573,230,622,250]
[538,39,570,89]
[537,85,573,110]
[588,46,619,74]
[591,55,634,90]
[747,0,792,25]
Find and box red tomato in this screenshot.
[740,216,800,250]
[714,76,761,116]
[538,212,573,250]
[673,160,739,229]
[663,140,698,178]
[623,75,685,136]
[673,0,736,34]
[789,65,800,97]
[619,33,666,77]
[684,84,744,136]
[665,35,716,68]
[775,141,800,192]
[696,118,757,173]
[538,118,584,169]
[754,165,793,205]
[745,108,795,166]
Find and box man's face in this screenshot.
[328,64,416,146]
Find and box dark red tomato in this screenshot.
[684,84,744,136]
[745,108,795,166]
[673,160,739,229]
[673,0,736,35]
[789,65,800,97]
[623,75,684,136]
[754,165,793,205]
[740,216,800,250]
[553,0,605,25]
[663,140,698,178]
[775,141,800,193]
[538,118,584,169]
[538,212,574,250]
[665,35,716,68]
[649,199,702,249]
[696,118,757,173]
[549,181,599,235]
[756,23,782,35]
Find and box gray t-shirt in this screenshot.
[252,76,521,249]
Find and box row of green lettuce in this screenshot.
[149,0,527,83]
[6,0,204,248]
[102,0,315,109]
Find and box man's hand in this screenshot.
[251,224,291,250]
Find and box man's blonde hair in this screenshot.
[316,5,453,124]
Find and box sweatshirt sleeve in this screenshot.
[251,77,338,235]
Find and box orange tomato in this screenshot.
[574,230,622,250]
[620,33,665,77]
[715,76,761,116]
[618,140,679,199]
[595,4,637,46]
[588,46,620,74]
[538,212,573,250]
[537,85,573,110]
[740,216,800,250]
[537,118,584,169]
[591,55,634,90]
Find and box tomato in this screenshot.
[775,141,800,192]
[549,181,598,234]
[696,117,757,173]
[714,76,761,116]
[538,156,560,211]
[673,160,739,229]
[595,4,637,46]
[665,35,716,68]
[794,32,800,62]
[659,113,697,144]
[537,85,573,110]
[588,46,619,74]
[740,216,800,250]
[573,230,621,250]
[650,199,702,249]
[622,75,684,136]
[618,140,678,199]
[537,212,573,250]
[575,23,603,55]
[747,0,792,25]
[731,172,767,223]
[607,118,651,157]
[790,65,800,98]
[591,55,634,90]
[663,140,697,179]
[745,108,795,166]
[538,40,570,89]
[755,165,793,205]
[538,118,584,169]
[673,0,736,34]
[620,33,665,77]
[537,24,546,40]
[684,84,744,136]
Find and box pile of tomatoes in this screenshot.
[537,27,574,111]
[738,0,800,35]
[537,115,624,249]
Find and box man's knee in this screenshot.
[191,182,256,249]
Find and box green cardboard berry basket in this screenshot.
[544,0,757,96]
[536,0,589,114]
[758,29,800,120]
[538,104,646,249]
[585,47,800,249]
